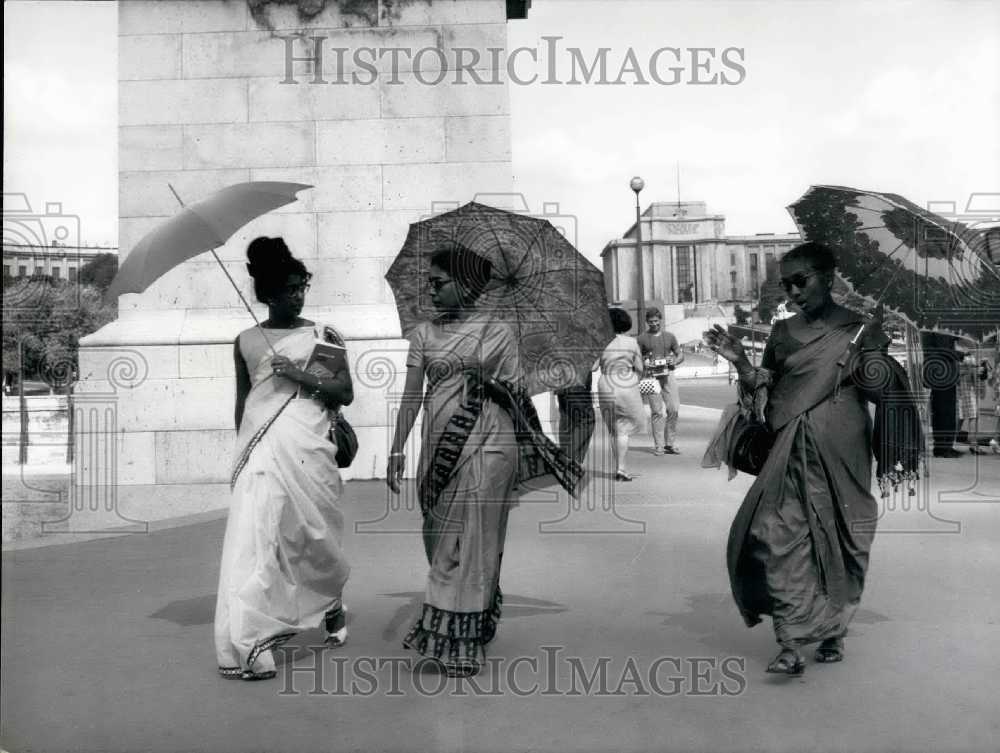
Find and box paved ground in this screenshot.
[3,385,999,753]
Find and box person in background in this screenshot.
[556,369,597,467]
[920,331,964,458]
[596,308,646,481]
[637,307,684,455]
[956,346,982,453]
[990,355,1000,454]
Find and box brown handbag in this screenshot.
[330,411,358,469]
[729,415,775,476]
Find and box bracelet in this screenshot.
[389,452,406,458]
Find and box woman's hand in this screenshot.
[270,355,304,382]
[386,453,405,494]
[859,305,890,351]
[703,325,746,364]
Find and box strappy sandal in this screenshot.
[614,471,634,482]
[766,648,805,676]
[444,660,480,678]
[241,668,277,681]
[241,649,277,681]
[324,602,348,647]
[814,638,844,663]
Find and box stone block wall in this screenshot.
[77,0,524,519]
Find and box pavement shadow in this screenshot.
[649,593,891,653]
[150,594,215,626]
[648,592,738,651]
[852,607,891,625]
[380,591,568,642]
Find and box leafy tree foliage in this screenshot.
[79,253,118,292]
[2,278,115,388]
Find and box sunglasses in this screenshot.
[779,271,819,292]
[428,278,454,292]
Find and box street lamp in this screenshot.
[630,176,645,331]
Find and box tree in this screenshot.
[79,253,118,293]
[1,277,116,387]
[734,304,751,325]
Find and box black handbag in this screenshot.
[729,415,775,476]
[330,411,358,469]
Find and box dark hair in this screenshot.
[781,241,837,272]
[609,307,632,334]
[246,236,311,303]
[429,243,493,304]
[645,307,662,320]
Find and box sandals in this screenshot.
[241,649,277,681]
[814,638,844,663]
[442,660,480,678]
[614,471,634,482]
[324,602,348,647]
[766,648,805,676]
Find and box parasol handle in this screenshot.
[167,184,277,356]
[836,322,869,368]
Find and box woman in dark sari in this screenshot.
[704,242,921,676]
[386,244,581,677]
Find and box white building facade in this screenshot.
[601,201,800,317]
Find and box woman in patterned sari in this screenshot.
[215,237,353,681]
[704,242,922,676]
[387,244,581,677]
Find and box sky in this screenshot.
[3,0,117,247]
[3,0,998,261]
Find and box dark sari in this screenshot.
[727,306,921,646]
[401,314,582,672]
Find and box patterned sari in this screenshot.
[402,312,581,673]
[724,307,921,647]
[214,324,350,677]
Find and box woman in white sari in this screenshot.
[215,237,353,681]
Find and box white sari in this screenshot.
[214,324,350,676]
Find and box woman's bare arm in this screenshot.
[234,338,251,431]
[391,364,425,454]
[386,363,425,493]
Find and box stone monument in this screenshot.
[75,0,528,527]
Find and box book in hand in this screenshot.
[303,335,348,380]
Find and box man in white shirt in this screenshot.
[637,307,684,455]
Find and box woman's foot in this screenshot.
[614,471,634,482]
[766,648,805,676]
[324,602,348,648]
[241,649,277,681]
[444,660,480,678]
[814,637,844,663]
